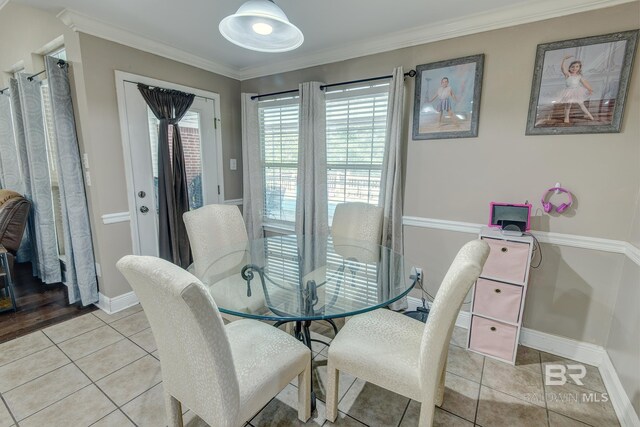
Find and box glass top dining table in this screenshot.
[198,234,418,325]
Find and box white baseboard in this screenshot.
[407,296,638,426]
[601,351,640,427]
[95,291,139,314]
[518,328,604,366]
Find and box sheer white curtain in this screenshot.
[241,93,264,240]
[295,82,328,275]
[380,66,407,310]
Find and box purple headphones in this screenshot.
[541,187,573,213]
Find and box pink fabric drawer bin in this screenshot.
[469,316,518,362]
[481,238,529,284]
[473,279,523,324]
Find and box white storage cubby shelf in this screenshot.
[467,227,534,365]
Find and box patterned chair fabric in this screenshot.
[183,204,268,317]
[325,239,490,427]
[117,255,312,426]
[331,202,383,263]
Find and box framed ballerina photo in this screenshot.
[526,30,638,135]
[412,54,484,140]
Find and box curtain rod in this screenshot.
[124,79,215,103]
[0,59,68,93]
[250,69,416,101]
[27,59,68,81]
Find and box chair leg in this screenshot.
[164,393,183,427]
[418,402,435,427]
[297,357,312,422]
[325,360,340,422]
[435,363,446,407]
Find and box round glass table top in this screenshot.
[197,235,418,321]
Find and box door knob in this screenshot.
[140,206,149,214]
[138,191,146,198]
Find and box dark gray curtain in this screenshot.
[138,84,195,268]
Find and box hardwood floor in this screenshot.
[0,262,96,343]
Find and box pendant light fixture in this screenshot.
[219,0,304,53]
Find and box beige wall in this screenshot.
[0,3,243,298]
[242,3,640,241]
[607,257,640,416]
[0,2,74,84]
[403,227,626,345]
[74,33,242,297]
[606,188,640,417]
[242,1,640,345]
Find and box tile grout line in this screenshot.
[540,356,599,427]
[58,325,131,359]
[539,350,551,427]
[104,320,154,354]
[395,399,411,427]
[0,336,55,369]
[42,313,109,346]
[17,383,95,424]
[4,313,147,427]
[0,391,19,427]
[53,338,141,427]
[439,407,475,424]
[87,408,125,426]
[473,356,485,425]
[0,358,74,394]
[8,362,90,424]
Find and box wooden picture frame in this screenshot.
[526,30,639,135]
[412,54,484,140]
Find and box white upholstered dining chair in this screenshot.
[325,239,490,427]
[117,255,312,427]
[331,202,383,263]
[184,204,266,318]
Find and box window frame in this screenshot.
[258,83,390,231]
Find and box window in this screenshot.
[258,83,389,227]
[49,48,67,61]
[325,84,389,222]
[259,97,299,224]
[257,85,389,307]
[40,80,64,258]
[147,109,204,210]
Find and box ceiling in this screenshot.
[10,0,631,79]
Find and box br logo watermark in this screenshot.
[545,364,586,386]
[522,363,610,405]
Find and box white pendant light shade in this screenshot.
[219,0,304,53]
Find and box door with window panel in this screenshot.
[121,81,221,256]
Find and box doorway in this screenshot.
[115,72,224,256]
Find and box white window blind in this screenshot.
[325,84,389,222]
[259,97,300,224]
[258,84,389,226]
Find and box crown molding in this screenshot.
[55,0,635,82]
[237,0,636,80]
[57,9,241,80]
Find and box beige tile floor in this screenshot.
[0,307,619,427]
